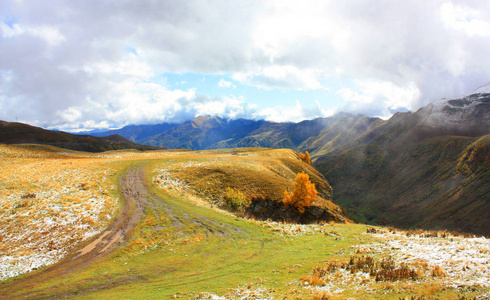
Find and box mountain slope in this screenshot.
[0,121,158,152]
[316,89,490,236]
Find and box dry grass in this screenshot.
[2,145,487,299]
[302,255,419,288]
[151,148,341,216]
[0,145,126,279]
[376,227,479,239]
[0,145,188,280]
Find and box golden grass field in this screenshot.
[0,144,488,299]
[0,145,121,279]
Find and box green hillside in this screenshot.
[317,129,490,236]
[2,146,486,299]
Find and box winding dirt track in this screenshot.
[1,163,265,299]
[0,166,148,299]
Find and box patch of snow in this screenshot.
[368,232,490,288]
[416,92,488,128]
[472,82,490,94]
[153,168,189,191]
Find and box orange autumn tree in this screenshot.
[283,172,318,213]
[299,151,312,164]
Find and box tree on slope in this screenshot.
[283,171,318,213]
[299,151,312,164]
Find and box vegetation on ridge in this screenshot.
[283,172,319,213]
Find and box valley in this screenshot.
[0,145,487,299]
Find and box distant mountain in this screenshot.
[316,87,490,236]
[91,122,177,142]
[0,121,158,152]
[95,114,381,159]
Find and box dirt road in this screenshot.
[0,166,148,299]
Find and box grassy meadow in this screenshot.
[0,145,488,299]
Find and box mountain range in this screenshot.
[92,85,490,236]
[91,113,384,160]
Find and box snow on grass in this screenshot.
[182,286,274,300]
[153,168,190,191]
[367,230,489,288]
[0,145,119,281]
[258,220,341,236]
[302,227,489,297]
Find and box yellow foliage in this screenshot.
[223,187,250,211]
[144,215,155,227]
[299,151,312,164]
[283,172,318,213]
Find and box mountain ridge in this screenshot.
[314,89,490,236]
[91,112,381,161]
[0,120,158,152]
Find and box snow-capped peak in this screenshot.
[472,82,490,95]
[414,83,490,135]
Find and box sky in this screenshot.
[1,0,490,131]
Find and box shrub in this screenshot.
[431,265,446,277]
[21,193,36,199]
[366,227,380,234]
[305,255,419,286]
[223,187,250,211]
[283,172,318,213]
[299,151,312,164]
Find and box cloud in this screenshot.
[440,2,490,37]
[1,0,490,130]
[258,100,332,123]
[218,79,235,88]
[337,79,420,118]
[232,65,324,90]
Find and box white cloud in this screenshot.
[233,65,324,90]
[218,79,235,88]
[259,100,332,123]
[337,80,420,118]
[440,2,490,37]
[1,23,65,46]
[192,96,258,120]
[1,0,490,129]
